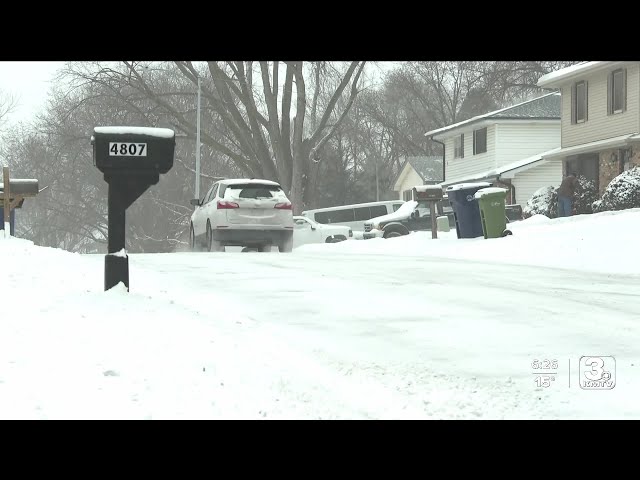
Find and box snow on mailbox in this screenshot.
[91,126,176,292]
[413,184,443,201]
[92,126,175,174]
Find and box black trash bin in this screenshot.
[0,207,16,236]
[446,182,491,239]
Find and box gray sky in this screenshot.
[0,61,64,125]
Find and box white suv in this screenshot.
[189,179,294,252]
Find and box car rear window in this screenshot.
[225,184,284,199]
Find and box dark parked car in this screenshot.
[363,197,455,239]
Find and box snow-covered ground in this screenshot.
[1,208,640,419]
[299,208,640,275]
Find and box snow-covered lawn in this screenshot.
[298,208,640,275]
[1,208,639,419]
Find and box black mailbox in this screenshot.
[413,185,443,201]
[91,126,176,292]
[92,126,175,174]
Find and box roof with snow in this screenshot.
[442,147,561,186]
[424,92,561,139]
[541,134,640,160]
[406,156,442,182]
[536,62,631,88]
[393,156,443,191]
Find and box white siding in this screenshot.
[495,122,560,167]
[512,160,563,204]
[445,125,496,182]
[561,63,640,148]
[396,168,423,200]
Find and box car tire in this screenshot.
[206,222,224,252]
[189,224,198,252]
[384,231,403,239]
[258,244,272,252]
[278,232,293,253]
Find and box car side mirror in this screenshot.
[311,226,316,231]
[412,210,420,219]
[190,198,201,206]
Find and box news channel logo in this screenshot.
[579,356,616,390]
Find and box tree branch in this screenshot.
[309,62,366,163]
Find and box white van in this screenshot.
[301,200,405,234]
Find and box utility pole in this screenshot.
[375,157,379,201]
[195,76,201,201]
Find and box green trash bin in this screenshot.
[474,188,511,239]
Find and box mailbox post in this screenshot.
[413,185,444,239]
[92,126,175,291]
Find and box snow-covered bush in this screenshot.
[524,175,598,218]
[523,186,557,218]
[573,175,598,215]
[592,166,640,213]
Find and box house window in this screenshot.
[403,189,413,201]
[572,81,588,124]
[473,128,487,155]
[608,69,626,114]
[454,134,464,159]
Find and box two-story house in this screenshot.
[424,92,562,204]
[393,156,443,201]
[537,61,640,195]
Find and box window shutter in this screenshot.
[623,68,628,112]
[585,82,589,121]
[571,84,577,124]
[461,134,464,158]
[607,72,613,115]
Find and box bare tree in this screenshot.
[405,61,578,124]
[0,91,17,130]
[2,78,220,253]
[60,61,368,213]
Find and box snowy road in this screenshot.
[129,249,640,419]
[3,210,640,419]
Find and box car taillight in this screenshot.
[274,202,293,210]
[217,201,239,209]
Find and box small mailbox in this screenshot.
[92,126,175,175]
[5,179,39,196]
[1,169,41,239]
[412,184,443,240]
[413,185,443,201]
